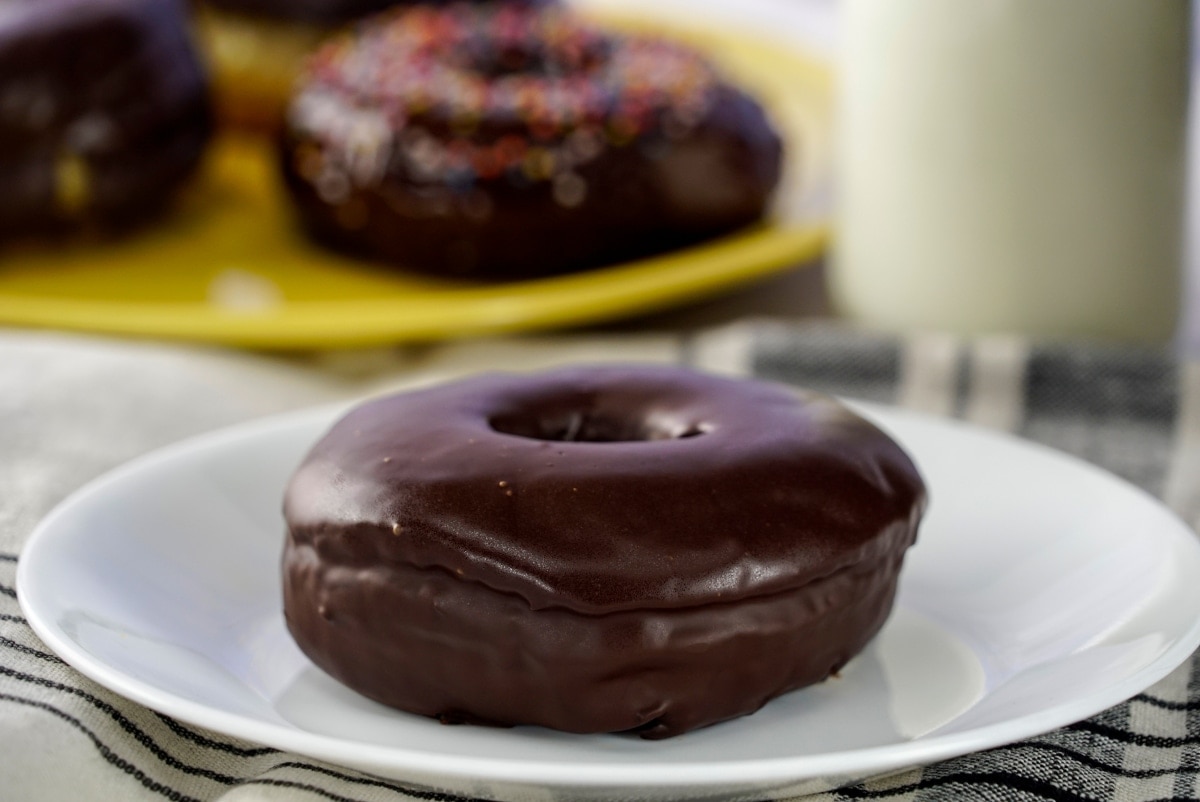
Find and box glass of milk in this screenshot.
[831,0,1189,343]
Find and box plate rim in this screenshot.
[18,401,1200,791]
[0,226,827,349]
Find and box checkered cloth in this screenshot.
[3,322,1199,802]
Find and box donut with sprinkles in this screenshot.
[280,1,784,278]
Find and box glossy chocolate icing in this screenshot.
[278,5,783,279]
[283,365,926,737]
[0,0,211,239]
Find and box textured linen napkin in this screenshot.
[2,322,1198,802]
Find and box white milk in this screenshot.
[832,0,1189,343]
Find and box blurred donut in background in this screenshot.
[0,0,212,240]
[195,0,554,131]
[279,1,783,278]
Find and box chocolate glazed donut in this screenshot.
[283,365,926,739]
[279,3,783,279]
[0,0,212,239]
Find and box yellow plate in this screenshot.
[0,16,829,350]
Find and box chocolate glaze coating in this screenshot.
[279,5,783,279]
[283,366,926,738]
[0,0,211,239]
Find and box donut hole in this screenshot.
[461,43,556,78]
[457,27,609,79]
[490,407,710,443]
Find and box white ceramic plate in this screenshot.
[19,402,1200,801]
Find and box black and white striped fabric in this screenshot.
[3,322,1199,802]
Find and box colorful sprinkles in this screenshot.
[289,1,719,198]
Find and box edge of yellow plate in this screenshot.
[0,226,826,348]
